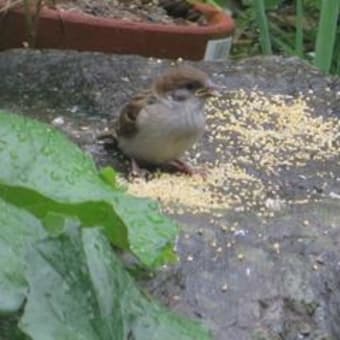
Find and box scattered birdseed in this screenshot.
[51,116,65,126]
[234,229,246,237]
[237,253,245,261]
[125,90,340,218]
[265,198,285,211]
[329,192,340,199]
[211,241,217,248]
[273,242,280,254]
[221,225,228,232]
[221,283,228,292]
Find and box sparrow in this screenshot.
[113,66,221,176]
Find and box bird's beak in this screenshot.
[206,86,223,97]
[196,80,225,98]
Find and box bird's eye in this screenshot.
[185,82,198,90]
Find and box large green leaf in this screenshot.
[0,197,46,314]
[0,111,178,267]
[20,226,210,340]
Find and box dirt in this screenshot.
[55,0,208,26]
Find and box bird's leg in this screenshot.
[130,158,151,178]
[170,159,194,175]
[170,159,207,179]
[131,158,143,176]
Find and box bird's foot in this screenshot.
[170,160,207,179]
[129,158,151,179]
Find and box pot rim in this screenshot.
[3,2,235,35]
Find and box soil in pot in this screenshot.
[55,0,209,26]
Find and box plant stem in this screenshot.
[22,0,43,48]
[31,0,43,48]
[334,30,340,75]
[272,36,296,56]
[314,0,339,73]
[295,0,304,57]
[23,0,33,46]
[253,0,272,54]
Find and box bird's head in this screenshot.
[153,65,221,102]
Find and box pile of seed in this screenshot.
[209,90,340,173]
[127,90,340,218]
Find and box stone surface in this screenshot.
[0,49,339,340]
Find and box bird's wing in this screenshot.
[117,89,157,138]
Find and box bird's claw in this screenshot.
[170,160,207,179]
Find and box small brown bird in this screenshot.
[116,66,221,176]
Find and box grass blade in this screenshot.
[253,0,272,54]
[334,30,340,75]
[269,22,296,55]
[295,0,304,57]
[272,36,297,56]
[314,1,340,73]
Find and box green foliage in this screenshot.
[295,0,304,57]
[0,198,46,314]
[0,110,210,339]
[263,0,280,9]
[0,111,178,268]
[192,0,228,9]
[20,225,210,340]
[254,0,272,54]
[242,0,280,9]
[231,0,340,74]
[314,1,340,73]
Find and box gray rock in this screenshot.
[0,49,339,340]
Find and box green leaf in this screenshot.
[295,0,304,58]
[314,1,340,73]
[0,111,178,267]
[99,166,119,188]
[20,226,210,340]
[242,0,280,9]
[264,0,280,9]
[0,197,46,314]
[253,0,273,54]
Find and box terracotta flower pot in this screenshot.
[0,2,234,60]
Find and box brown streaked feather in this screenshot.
[153,65,209,95]
[117,66,207,138]
[117,89,156,138]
